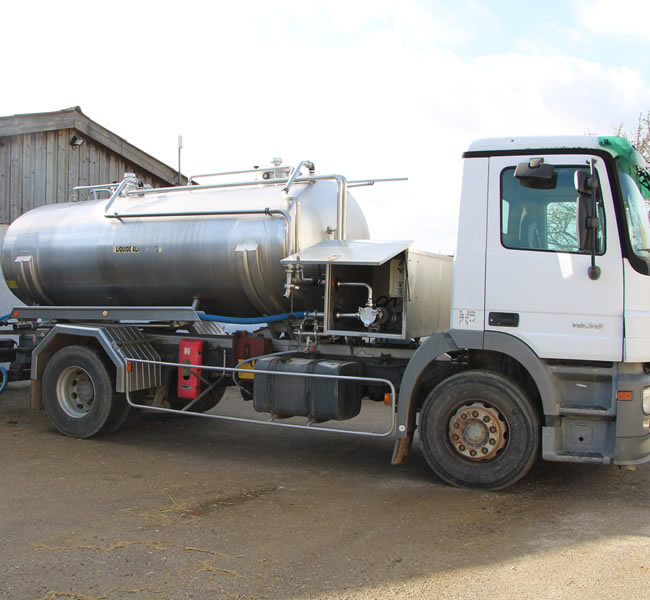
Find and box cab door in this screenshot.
[484,154,624,361]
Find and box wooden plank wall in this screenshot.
[0,129,172,224]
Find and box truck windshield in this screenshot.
[618,167,650,261]
[599,136,650,264]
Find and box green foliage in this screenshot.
[616,111,650,164]
[616,112,650,214]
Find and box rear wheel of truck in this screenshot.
[42,345,128,438]
[419,370,539,491]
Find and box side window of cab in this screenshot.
[500,166,604,253]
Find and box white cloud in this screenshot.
[574,0,650,40]
[1,1,649,254]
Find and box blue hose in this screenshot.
[199,311,308,325]
[0,365,7,395]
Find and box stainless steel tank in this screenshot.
[1,179,369,316]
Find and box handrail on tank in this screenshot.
[187,166,288,185]
[104,175,140,214]
[282,160,315,195]
[347,177,408,188]
[69,183,117,202]
[124,177,286,196]
[109,171,349,241]
[104,208,294,256]
[309,174,347,240]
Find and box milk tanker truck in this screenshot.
[1,136,649,490]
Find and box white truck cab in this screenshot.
[397,136,650,486]
[455,136,650,363]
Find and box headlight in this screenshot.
[644,387,650,415]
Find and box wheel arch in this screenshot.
[33,325,126,393]
[393,329,561,463]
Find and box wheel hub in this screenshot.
[448,402,507,460]
[56,366,95,418]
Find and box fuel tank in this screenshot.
[1,179,369,316]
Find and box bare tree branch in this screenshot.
[617,110,650,163]
[617,111,650,215]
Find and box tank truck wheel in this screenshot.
[419,370,539,491]
[42,345,125,438]
[104,390,137,433]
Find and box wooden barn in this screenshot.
[0,106,183,224]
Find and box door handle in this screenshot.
[489,312,520,327]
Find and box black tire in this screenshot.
[419,370,539,491]
[42,345,124,438]
[104,390,136,433]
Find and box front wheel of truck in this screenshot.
[419,370,539,491]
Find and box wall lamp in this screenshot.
[70,135,85,146]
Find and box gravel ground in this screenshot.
[0,383,648,600]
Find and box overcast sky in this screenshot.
[2,0,649,253]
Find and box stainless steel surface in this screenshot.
[189,319,227,336]
[69,183,115,202]
[2,177,369,317]
[282,239,412,265]
[282,160,315,195]
[336,281,374,306]
[104,174,140,213]
[104,208,294,259]
[347,177,409,188]
[11,306,202,322]
[102,325,162,392]
[321,248,453,340]
[121,173,351,240]
[32,324,161,393]
[188,166,290,184]
[403,249,453,338]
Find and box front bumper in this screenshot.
[614,363,650,465]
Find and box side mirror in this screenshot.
[576,195,595,252]
[515,158,557,189]
[574,170,593,196]
[574,167,601,280]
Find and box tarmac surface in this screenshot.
[1,382,648,600]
